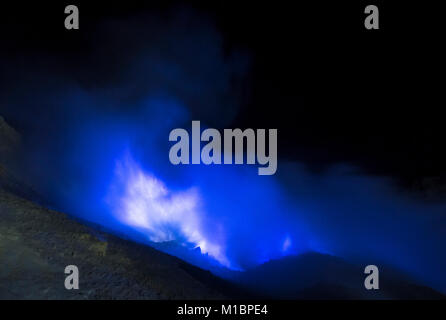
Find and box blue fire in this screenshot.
[106,153,231,268]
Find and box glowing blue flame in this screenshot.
[281,235,292,253]
[107,154,230,267]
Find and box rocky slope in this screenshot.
[235,252,446,299]
[0,189,242,299]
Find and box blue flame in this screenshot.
[281,235,292,253]
[106,153,231,267]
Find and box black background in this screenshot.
[0,1,444,188]
[2,300,444,318]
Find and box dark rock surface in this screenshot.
[0,116,20,159]
[235,252,446,299]
[0,190,237,299]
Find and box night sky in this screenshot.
[2,1,444,185]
